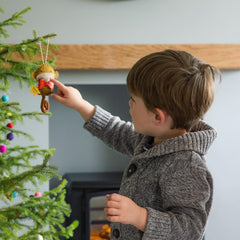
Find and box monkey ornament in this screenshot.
[30,63,59,113]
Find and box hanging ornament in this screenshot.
[30,38,59,113]
[7,132,14,141]
[6,122,14,129]
[1,95,9,102]
[13,192,18,198]
[34,192,42,197]
[0,145,7,153]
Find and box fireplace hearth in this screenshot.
[63,172,123,240]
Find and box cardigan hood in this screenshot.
[133,121,217,159]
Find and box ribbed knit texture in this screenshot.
[84,106,217,240]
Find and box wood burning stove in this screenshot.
[63,172,123,240]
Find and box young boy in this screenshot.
[51,49,220,240]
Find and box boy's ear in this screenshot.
[154,108,167,126]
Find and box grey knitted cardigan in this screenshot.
[84,106,217,240]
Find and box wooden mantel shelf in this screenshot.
[49,44,240,70]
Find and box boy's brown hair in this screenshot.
[127,49,220,131]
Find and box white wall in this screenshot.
[2,0,240,44]
[204,71,240,240]
[1,0,240,239]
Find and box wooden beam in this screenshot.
[49,44,240,70]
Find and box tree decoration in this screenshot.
[34,192,42,197]
[13,191,18,198]
[7,132,14,140]
[0,144,7,153]
[30,39,59,113]
[1,94,9,102]
[0,6,78,239]
[7,122,14,128]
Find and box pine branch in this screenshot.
[0,150,56,190]
[0,146,54,167]
[0,7,30,28]
[0,6,78,238]
[0,126,34,145]
[22,111,52,121]
[0,7,31,39]
[0,180,78,240]
[0,32,57,91]
[0,33,57,56]
[0,102,52,127]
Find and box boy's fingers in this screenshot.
[106,215,120,223]
[50,79,65,89]
[107,193,122,201]
[51,93,63,102]
[105,200,120,209]
[51,93,68,105]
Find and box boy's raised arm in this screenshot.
[50,79,95,122]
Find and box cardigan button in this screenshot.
[112,228,120,238]
[127,163,137,177]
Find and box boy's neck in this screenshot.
[153,128,188,146]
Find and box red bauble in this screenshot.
[7,123,14,129]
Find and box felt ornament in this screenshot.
[34,192,42,197]
[6,122,14,129]
[0,145,7,153]
[30,39,59,113]
[7,132,14,141]
[13,192,18,198]
[1,95,9,102]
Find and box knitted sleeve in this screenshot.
[84,105,142,156]
[143,152,213,240]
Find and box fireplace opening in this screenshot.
[62,172,123,240]
[90,195,110,240]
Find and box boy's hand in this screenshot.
[50,79,95,121]
[105,193,147,232]
[50,79,83,110]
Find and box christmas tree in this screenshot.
[0,6,78,240]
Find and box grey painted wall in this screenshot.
[2,0,240,239]
[49,84,131,175]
